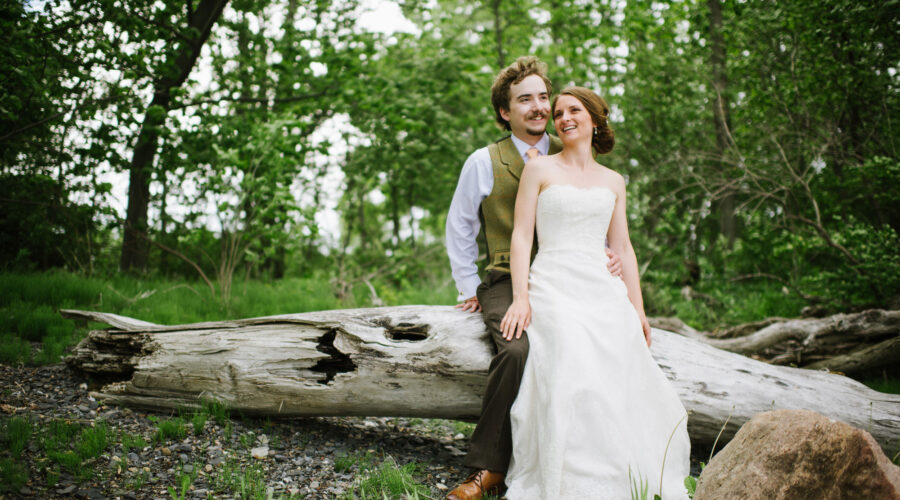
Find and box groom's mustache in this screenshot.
[527,112,547,121]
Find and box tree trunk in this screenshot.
[708,0,736,247]
[120,0,229,271]
[63,306,900,453]
[491,0,505,68]
[651,310,900,375]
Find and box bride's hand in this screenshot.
[640,316,652,347]
[501,299,531,341]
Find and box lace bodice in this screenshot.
[535,184,617,257]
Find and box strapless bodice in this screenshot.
[535,184,616,257]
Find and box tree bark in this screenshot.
[708,0,736,247]
[63,306,900,453]
[491,0,505,68]
[651,309,900,375]
[120,0,229,271]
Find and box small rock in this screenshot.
[128,452,139,462]
[182,464,193,474]
[58,484,77,494]
[161,447,171,456]
[310,481,320,489]
[179,453,189,462]
[204,464,213,472]
[251,446,269,459]
[444,445,466,456]
[454,433,465,440]
[436,483,448,491]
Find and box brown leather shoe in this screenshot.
[446,469,505,500]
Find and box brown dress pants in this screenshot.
[464,270,529,472]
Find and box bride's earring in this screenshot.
[593,126,598,135]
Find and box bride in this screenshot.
[499,86,691,499]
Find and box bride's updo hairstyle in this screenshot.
[552,87,615,155]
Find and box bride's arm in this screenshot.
[606,173,652,347]
[500,160,544,341]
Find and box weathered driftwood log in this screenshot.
[63,307,900,452]
[649,309,900,375]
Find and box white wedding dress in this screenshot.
[505,184,690,500]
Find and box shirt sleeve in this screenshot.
[446,148,493,301]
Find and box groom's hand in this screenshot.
[455,296,482,313]
[606,248,623,278]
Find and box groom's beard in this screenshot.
[525,112,548,135]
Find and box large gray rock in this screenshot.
[694,409,900,500]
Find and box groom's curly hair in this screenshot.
[490,56,553,131]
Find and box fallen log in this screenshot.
[63,307,900,453]
[649,309,900,375]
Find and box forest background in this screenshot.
[1,0,898,369]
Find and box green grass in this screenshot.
[642,280,806,332]
[0,270,357,365]
[864,377,900,395]
[452,420,476,438]
[168,461,200,500]
[121,433,148,453]
[190,412,207,434]
[0,457,28,492]
[211,459,270,499]
[342,457,430,499]
[335,451,375,473]
[154,417,187,443]
[201,398,229,425]
[3,416,33,457]
[76,422,110,459]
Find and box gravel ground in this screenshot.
[1,362,705,499]
[0,362,474,499]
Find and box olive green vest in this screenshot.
[480,135,563,272]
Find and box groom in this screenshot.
[444,56,623,499]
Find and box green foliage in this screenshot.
[684,475,697,498]
[121,433,148,454]
[168,462,200,500]
[864,378,900,396]
[334,450,374,473]
[36,419,109,481]
[0,333,30,365]
[452,420,476,439]
[0,458,28,492]
[76,422,110,459]
[154,417,187,443]
[628,465,650,500]
[343,457,430,499]
[211,459,269,499]
[190,412,207,434]
[2,417,32,457]
[202,398,230,426]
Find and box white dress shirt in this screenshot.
[446,133,552,301]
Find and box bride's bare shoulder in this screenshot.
[596,165,626,195]
[522,155,556,180]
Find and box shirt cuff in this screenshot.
[456,275,483,302]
